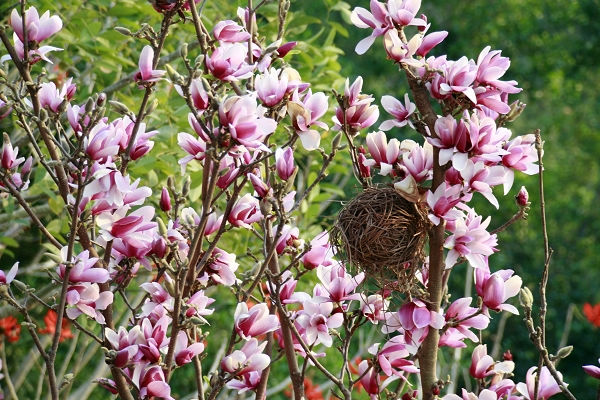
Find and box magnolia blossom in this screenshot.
[221,338,270,375]
[57,247,109,284]
[5,7,63,63]
[199,247,239,287]
[350,1,393,55]
[234,303,279,340]
[439,297,490,348]
[104,325,142,368]
[228,193,263,228]
[444,207,498,270]
[177,132,207,173]
[371,337,419,377]
[275,147,296,180]
[364,131,400,176]
[357,360,381,399]
[302,231,334,269]
[359,293,388,323]
[401,141,433,182]
[380,94,415,130]
[295,300,343,347]
[38,79,74,112]
[583,359,600,379]
[185,290,215,319]
[502,133,538,193]
[255,68,289,107]
[132,364,174,400]
[475,269,522,314]
[444,389,500,400]
[460,160,505,208]
[1,135,25,170]
[288,89,329,150]
[96,206,157,241]
[135,46,166,84]
[426,182,463,225]
[440,56,478,103]
[174,331,205,366]
[416,30,448,57]
[65,283,113,324]
[140,281,174,316]
[0,262,19,285]
[469,344,515,380]
[475,46,521,95]
[219,95,277,149]
[206,43,254,82]
[333,77,379,133]
[213,20,251,43]
[267,270,310,305]
[314,263,365,303]
[516,366,564,400]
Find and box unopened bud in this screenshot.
[180,43,188,59]
[167,176,176,193]
[114,27,132,36]
[556,345,573,359]
[516,186,529,207]
[157,217,168,237]
[332,132,342,149]
[182,176,191,197]
[109,100,130,115]
[97,93,107,106]
[519,287,534,309]
[164,275,177,297]
[85,97,95,113]
[166,64,184,85]
[160,187,172,212]
[503,350,513,361]
[265,39,283,54]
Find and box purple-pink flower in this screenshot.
[228,193,263,228]
[206,43,254,82]
[135,46,166,84]
[219,95,277,149]
[516,366,564,400]
[475,269,522,314]
[0,263,19,285]
[234,302,279,340]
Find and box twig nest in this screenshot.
[331,186,429,289]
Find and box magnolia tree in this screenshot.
[0,0,595,399]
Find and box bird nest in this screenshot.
[331,186,429,292]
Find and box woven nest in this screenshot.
[331,186,429,292]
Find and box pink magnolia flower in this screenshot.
[213,20,251,43]
[65,283,113,324]
[104,325,142,368]
[248,172,271,198]
[0,262,19,285]
[380,94,415,131]
[440,56,478,104]
[444,207,498,270]
[132,364,174,400]
[84,122,123,162]
[185,290,215,319]
[134,46,166,84]
[234,302,279,340]
[371,336,419,377]
[228,193,263,228]
[96,206,157,241]
[0,99,12,121]
[177,132,207,173]
[401,141,433,183]
[10,7,63,44]
[460,160,505,208]
[314,263,365,303]
[416,30,448,57]
[219,95,277,149]
[475,269,522,314]
[357,360,381,399]
[267,270,310,305]
[350,1,393,55]
[364,131,400,176]
[226,371,262,393]
[502,133,538,193]
[476,46,521,95]
[199,247,239,286]
[2,135,25,170]
[288,89,329,150]
[382,29,421,63]
[428,115,471,170]
[140,281,174,316]
[275,147,296,181]
[583,359,600,379]
[159,187,171,212]
[38,79,73,112]
[469,344,515,380]
[295,300,343,347]
[138,316,170,363]
[206,43,254,82]
[439,297,490,348]
[359,293,389,323]
[57,247,109,284]
[255,68,289,107]
[387,0,426,27]
[333,77,379,133]
[126,122,158,161]
[274,224,300,255]
[221,338,270,375]
[426,182,463,225]
[302,231,334,269]
[174,331,205,366]
[516,366,564,400]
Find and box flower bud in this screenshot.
[503,350,513,361]
[109,100,130,115]
[516,186,529,207]
[114,27,132,36]
[182,176,191,197]
[556,345,573,359]
[519,287,534,309]
[160,187,172,212]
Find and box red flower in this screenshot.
[284,378,324,400]
[584,303,600,327]
[38,310,74,342]
[0,316,21,343]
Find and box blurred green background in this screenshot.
[0,0,599,398]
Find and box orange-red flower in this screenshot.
[38,310,74,342]
[0,316,21,343]
[584,303,600,327]
[284,378,324,400]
